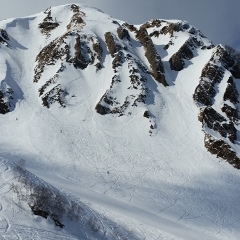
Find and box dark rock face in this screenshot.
[199,107,237,143]
[169,37,201,71]
[193,46,231,106]
[0,29,10,46]
[72,34,95,69]
[136,27,168,86]
[105,32,122,57]
[160,23,181,37]
[42,84,66,108]
[66,4,85,30]
[117,27,130,41]
[39,9,59,35]
[223,76,239,103]
[0,91,10,114]
[193,44,240,168]
[221,104,239,123]
[205,134,240,169]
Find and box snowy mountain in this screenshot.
[0,3,240,240]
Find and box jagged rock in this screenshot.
[141,19,163,29]
[92,41,103,62]
[95,53,149,116]
[72,34,92,69]
[39,9,59,35]
[193,55,225,106]
[221,104,239,123]
[213,45,240,79]
[199,106,236,142]
[105,32,122,56]
[169,37,201,71]
[160,23,180,37]
[123,23,138,33]
[38,74,59,96]
[0,91,10,114]
[34,34,69,83]
[66,4,85,30]
[117,27,130,41]
[143,111,150,118]
[223,76,239,103]
[95,101,110,115]
[205,134,240,169]
[42,84,66,108]
[112,51,124,69]
[136,28,167,86]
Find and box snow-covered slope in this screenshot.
[0,3,240,239]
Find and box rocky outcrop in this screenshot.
[0,29,10,46]
[223,76,239,103]
[117,26,130,41]
[42,84,66,108]
[194,45,240,168]
[0,91,10,114]
[39,9,59,35]
[160,23,181,37]
[105,32,122,57]
[194,64,225,106]
[205,134,240,169]
[199,107,237,143]
[66,4,85,31]
[95,53,149,116]
[169,37,201,71]
[221,104,239,124]
[193,47,228,106]
[136,27,167,86]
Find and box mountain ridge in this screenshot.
[0,3,239,239]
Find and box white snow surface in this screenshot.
[0,3,239,240]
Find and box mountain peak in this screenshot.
[0,4,240,239]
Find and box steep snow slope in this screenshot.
[0,3,239,240]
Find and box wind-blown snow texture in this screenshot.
[0,3,240,240]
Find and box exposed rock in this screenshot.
[66,4,85,30]
[34,34,69,83]
[95,102,110,115]
[199,106,237,143]
[112,51,124,69]
[169,37,201,71]
[205,134,240,169]
[39,9,59,35]
[141,19,163,29]
[221,104,239,124]
[72,34,92,69]
[193,58,225,106]
[136,28,167,86]
[143,110,150,118]
[92,41,103,62]
[223,76,239,104]
[0,29,9,41]
[38,74,59,96]
[117,27,130,41]
[105,32,122,56]
[122,23,138,33]
[95,53,149,116]
[0,29,10,46]
[0,90,10,114]
[213,45,240,79]
[160,23,181,37]
[42,84,66,108]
